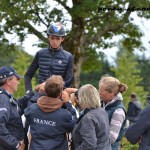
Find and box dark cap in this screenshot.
[0,66,23,79]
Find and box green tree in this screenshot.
[137,55,150,95]
[0,41,17,66]
[111,48,147,108]
[1,0,150,87]
[80,56,115,88]
[11,50,37,98]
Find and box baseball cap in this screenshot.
[0,66,23,79]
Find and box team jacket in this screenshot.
[24,46,74,92]
[24,96,77,150]
[0,87,34,150]
[125,104,150,150]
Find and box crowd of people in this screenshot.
[0,21,150,150]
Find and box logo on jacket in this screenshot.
[0,108,7,112]
[34,118,56,126]
[58,60,62,64]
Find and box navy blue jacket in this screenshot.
[27,91,45,106]
[127,100,142,122]
[24,46,74,92]
[0,87,34,150]
[24,99,77,150]
[125,104,150,150]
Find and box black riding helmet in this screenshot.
[47,22,66,37]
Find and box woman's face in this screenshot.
[99,82,115,103]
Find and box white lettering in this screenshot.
[34,118,56,126]
[0,108,7,112]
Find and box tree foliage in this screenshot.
[137,55,150,95]
[80,57,115,88]
[111,42,148,108]
[0,0,150,87]
[11,50,37,98]
[0,41,37,98]
[0,41,17,66]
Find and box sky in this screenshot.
[22,12,150,63]
[99,13,150,63]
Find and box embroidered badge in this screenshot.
[0,108,7,112]
[58,60,62,64]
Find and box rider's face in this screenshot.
[48,35,64,49]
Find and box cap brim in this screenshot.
[14,73,24,79]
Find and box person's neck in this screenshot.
[2,85,13,95]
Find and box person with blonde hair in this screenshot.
[72,84,111,150]
[99,75,128,150]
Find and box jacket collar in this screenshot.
[37,96,64,112]
[103,93,123,108]
[49,45,63,52]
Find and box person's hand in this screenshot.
[34,82,45,94]
[64,88,78,95]
[17,140,25,150]
[62,91,70,103]
[70,93,76,104]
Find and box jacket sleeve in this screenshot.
[24,53,39,92]
[125,105,150,144]
[18,91,35,115]
[61,102,77,133]
[76,115,97,150]
[64,54,74,87]
[0,98,19,149]
[24,106,32,124]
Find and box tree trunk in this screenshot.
[64,17,85,88]
[74,57,82,88]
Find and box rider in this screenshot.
[24,22,74,92]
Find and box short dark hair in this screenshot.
[131,93,136,98]
[0,78,7,86]
[44,75,64,98]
